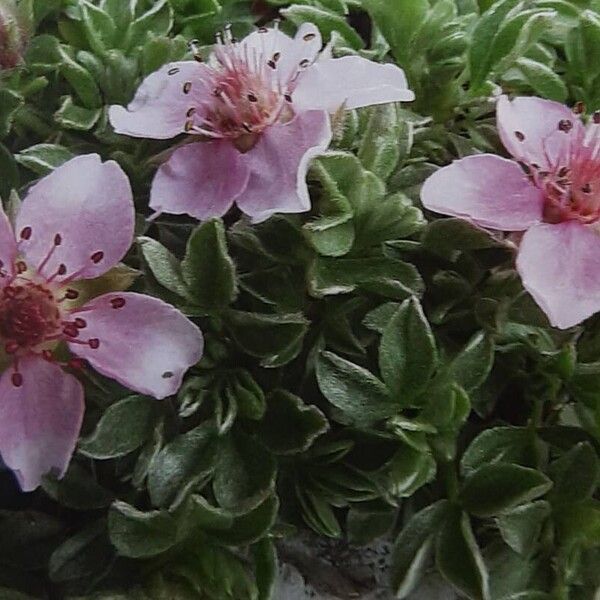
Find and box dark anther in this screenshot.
[110,297,126,309]
[11,372,23,387]
[168,67,180,76]
[65,289,79,300]
[574,101,585,114]
[20,227,32,240]
[16,261,26,274]
[242,123,253,133]
[284,93,293,103]
[258,27,268,33]
[267,59,276,69]
[74,318,87,329]
[54,233,62,246]
[183,82,192,94]
[594,112,600,125]
[558,119,573,133]
[514,131,525,141]
[91,251,104,264]
[185,120,194,132]
[58,264,67,275]
[89,338,100,349]
[63,324,79,338]
[582,183,592,194]
[303,33,317,41]
[272,52,281,62]
[299,59,311,68]
[162,371,174,379]
[247,92,258,102]
[186,107,196,117]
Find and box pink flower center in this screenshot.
[517,113,600,224]
[0,230,122,386]
[181,27,308,152]
[0,283,60,350]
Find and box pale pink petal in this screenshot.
[109,61,213,140]
[497,95,584,170]
[238,26,295,71]
[516,221,600,329]
[292,56,414,113]
[0,203,17,281]
[16,154,134,282]
[69,292,203,399]
[150,140,250,220]
[0,356,84,492]
[421,154,544,231]
[276,23,323,85]
[236,110,332,222]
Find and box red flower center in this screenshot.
[0,282,61,351]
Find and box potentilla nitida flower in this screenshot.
[422,95,600,329]
[0,155,203,491]
[109,22,414,222]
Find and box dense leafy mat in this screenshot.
[0,0,599,599]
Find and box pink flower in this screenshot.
[0,155,203,491]
[109,23,414,222]
[422,95,600,329]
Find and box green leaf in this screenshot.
[0,88,22,139]
[554,499,600,548]
[514,57,568,102]
[422,218,502,254]
[347,501,396,545]
[316,350,398,425]
[257,390,329,455]
[565,9,600,81]
[391,500,450,598]
[309,256,424,300]
[436,508,490,600]
[108,501,177,558]
[226,311,308,368]
[79,395,158,460]
[49,520,113,583]
[469,0,522,90]
[0,143,18,202]
[461,463,553,517]
[496,501,551,555]
[461,427,536,476]
[80,0,116,55]
[379,297,437,402]
[215,495,279,546]
[42,463,114,510]
[253,538,278,600]
[147,423,217,508]
[304,195,355,257]
[54,95,102,131]
[139,236,190,299]
[15,144,74,175]
[127,0,173,49]
[363,302,401,334]
[182,219,238,311]
[380,446,436,497]
[547,442,599,505]
[281,6,364,50]
[364,0,430,62]
[212,432,277,515]
[358,104,407,181]
[451,332,495,392]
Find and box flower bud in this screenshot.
[0,0,29,71]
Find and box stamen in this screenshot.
[11,372,22,387]
[168,67,180,76]
[110,297,126,309]
[90,251,104,264]
[183,82,192,94]
[558,119,574,133]
[20,227,32,240]
[515,131,526,141]
[89,338,100,349]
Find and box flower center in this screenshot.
[516,113,600,225]
[0,282,61,352]
[181,27,303,151]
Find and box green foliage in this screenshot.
[2,0,600,598]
